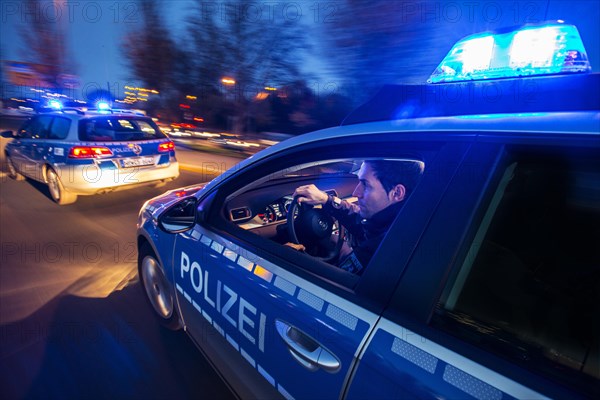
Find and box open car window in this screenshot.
[215,156,425,284]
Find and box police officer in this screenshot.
[292,160,423,274]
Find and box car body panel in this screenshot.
[137,73,600,399]
[173,227,378,399]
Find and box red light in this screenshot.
[158,141,175,152]
[179,104,190,109]
[69,146,113,158]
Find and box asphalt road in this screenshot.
[0,118,247,399]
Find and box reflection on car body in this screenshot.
[136,23,599,399]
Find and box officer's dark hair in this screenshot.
[364,159,424,197]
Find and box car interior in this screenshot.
[224,159,360,261]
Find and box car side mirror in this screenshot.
[158,197,197,233]
[1,130,14,138]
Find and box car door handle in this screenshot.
[275,319,341,373]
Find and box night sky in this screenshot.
[1,0,599,100]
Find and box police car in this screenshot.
[1,103,179,204]
[136,22,599,399]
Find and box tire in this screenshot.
[46,168,78,205]
[6,156,25,181]
[138,242,182,330]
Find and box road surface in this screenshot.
[0,120,247,399]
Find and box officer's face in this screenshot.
[352,163,394,219]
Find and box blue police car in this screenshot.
[2,104,179,204]
[137,22,599,399]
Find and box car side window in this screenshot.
[432,150,600,395]
[48,117,71,139]
[214,155,425,286]
[18,116,52,139]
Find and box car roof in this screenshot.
[198,108,599,197]
[37,108,149,120]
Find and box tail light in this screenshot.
[69,146,113,158]
[158,141,175,152]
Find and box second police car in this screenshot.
[2,104,179,205]
[137,22,599,399]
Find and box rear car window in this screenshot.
[78,116,166,142]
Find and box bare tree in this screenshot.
[121,0,178,94]
[185,0,309,133]
[320,0,449,101]
[19,0,75,87]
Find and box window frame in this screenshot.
[200,132,473,311]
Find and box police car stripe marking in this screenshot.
[253,265,273,282]
[443,365,503,400]
[374,319,548,399]
[240,347,256,367]
[277,384,294,400]
[177,231,381,399]
[223,248,238,262]
[326,304,358,331]
[258,364,276,387]
[194,231,378,338]
[274,276,297,296]
[200,236,212,247]
[226,334,239,351]
[201,310,212,324]
[213,321,225,337]
[297,289,324,312]
[391,336,438,374]
[180,274,289,399]
[176,283,183,294]
[211,241,224,253]
[192,300,202,314]
[237,256,254,271]
[191,229,201,240]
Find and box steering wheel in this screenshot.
[287,196,346,262]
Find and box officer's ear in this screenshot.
[389,184,406,202]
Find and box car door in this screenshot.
[171,132,472,399]
[348,139,600,399]
[14,115,53,181]
[6,119,32,178]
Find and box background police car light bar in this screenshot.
[341,73,600,125]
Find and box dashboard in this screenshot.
[230,196,293,229]
[225,175,359,234]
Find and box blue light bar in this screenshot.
[96,101,111,111]
[429,22,591,83]
[48,99,63,110]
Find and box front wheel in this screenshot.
[46,168,77,205]
[138,242,182,330]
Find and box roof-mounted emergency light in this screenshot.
[96,101,111,112]
[429,21,591,83]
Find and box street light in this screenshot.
[221,77,236,85]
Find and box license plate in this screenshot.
[121,156,155,168]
